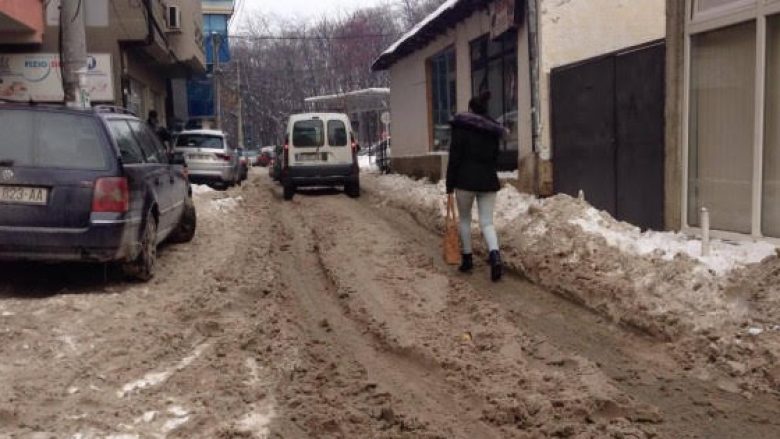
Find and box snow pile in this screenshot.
[363,173,777,339]
[191,184,214,195]
[358,155,379,172]
[570,208,776,275]
[211,196,244,212]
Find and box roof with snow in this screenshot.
[304,88,390,113]
[372,0,491,71]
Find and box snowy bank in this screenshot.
[363,173,776,339]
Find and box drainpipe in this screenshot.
[527,0,542,194]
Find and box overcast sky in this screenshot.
[235,0,388,25]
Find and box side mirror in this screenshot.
[171,151,186,166]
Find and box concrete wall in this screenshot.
[665,0,685,230]
[388,9,493,158]
[536,0,666,162]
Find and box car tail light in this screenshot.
[92,177,129,213]
[215,153,231,161]
[283,143,289,170]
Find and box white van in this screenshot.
[281,113,360,200]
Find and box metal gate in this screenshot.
[551,41,665,230]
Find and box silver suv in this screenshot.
[174,129,239,189]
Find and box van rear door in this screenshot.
[290,116,354,166]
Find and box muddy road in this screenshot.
[1,171,779,438]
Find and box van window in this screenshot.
[176,134,224,149]
[327,120,348,147]
[0,109,107,170]
[293,120,324,147]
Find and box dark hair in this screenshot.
[148,110,158,119]
[469,91,490,116]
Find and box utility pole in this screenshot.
[236,59,244,148]
[212,32,222,130]
[61,0,89,108]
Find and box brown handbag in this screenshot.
[443,194,461,265]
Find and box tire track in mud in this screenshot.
[356,184,780,439]
[266,187,504,438]
[264,184,659,438]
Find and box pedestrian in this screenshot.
[445,91,506,282]
[147,110,172,148]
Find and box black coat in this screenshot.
[445,112,505,193]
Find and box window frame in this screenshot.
[108,119,146,165]
[682,0,780,240]
[469,31,519,152]
[426,46,457,152]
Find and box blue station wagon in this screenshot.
[0,104,196,281]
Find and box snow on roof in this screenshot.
[304,88,390,103]
[372,0,461,71]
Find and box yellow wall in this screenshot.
[536,0,666,160]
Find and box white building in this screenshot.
[373,0,665,197]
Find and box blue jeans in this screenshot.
[455,190,499,254]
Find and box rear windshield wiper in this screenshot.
[0,159,14,167]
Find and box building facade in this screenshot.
[373,0,664,196]
[0,0,45,44]
[0,0,204,125]
[177,0,234,128]
[667,0,780,240]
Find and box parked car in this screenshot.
[269,144,283,182]
[256,146,273,167]
[244,147,260,166]
[0,104,196,281]
[237,148,250,182]
[174,129,239,189]
[280,113,360,200]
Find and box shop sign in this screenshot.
[0,53,113,102]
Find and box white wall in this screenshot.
[536,0,666,160]
[388,10,493,158]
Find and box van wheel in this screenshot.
[168,196,197,243]
[345,181,360,198]
[283,183,295,201]
[123,213,157,282]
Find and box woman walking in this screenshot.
[446,92,506,281]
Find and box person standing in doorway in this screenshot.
[446,91,506,282]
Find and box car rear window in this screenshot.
[327,120,348,147]
[293,120,324,147]
[176,134,224,149]
[0,109,107,170]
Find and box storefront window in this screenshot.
[429,48,456,151]
[688,21,755,233]
[762,14,780,236]
[470,31,518,152]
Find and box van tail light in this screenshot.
[92,177,129,213]
[215,153,231,161]
[283,143,290,171]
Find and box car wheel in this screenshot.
[168,196,197,243]
[345,180,360,198]
[283,182,295,201]
[123,213,157,282]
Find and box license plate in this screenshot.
[296,153,327,162]
[188,154,212,161]
[0,185,48,205]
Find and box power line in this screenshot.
[227,32,399,41]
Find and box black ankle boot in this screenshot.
[459,253,473,273]
[489,250,502,282]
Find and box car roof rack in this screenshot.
[93,105,137,116]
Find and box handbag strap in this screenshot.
[446,194,456,219]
